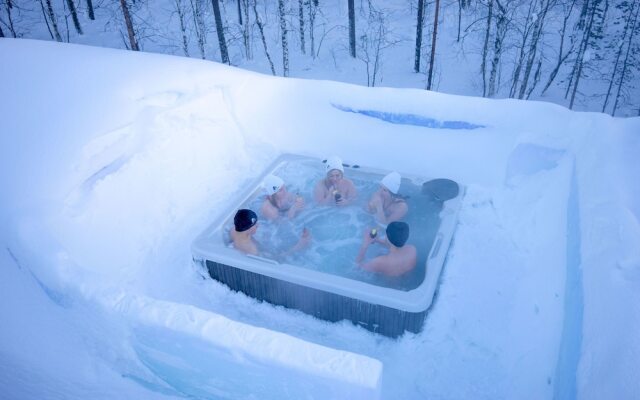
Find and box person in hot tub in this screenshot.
[366,171,408,224]
[231,209,311,257]
[314,155,357,206]
[356,221,417,276]
[261,174,305,221]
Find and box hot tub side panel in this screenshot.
[204,260,427,338]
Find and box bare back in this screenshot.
[361,244,417,277]
[230,229,258,255]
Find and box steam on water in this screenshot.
[235,159,442,291]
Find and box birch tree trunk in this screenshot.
[414,0,425,72]
[174,0,189,56]
[86,0,95,20]
[309,0,317,57]
[253,0,276,75]
[46,0,63,41]
[487,1,506,98]
[426,0,440,90]
[279,0,290,75]
[120,0,138,50]
[509,0,535,98]
[66,0,83,34]
[190,0,206,59]
[298,0,306,54]
[568,0,599,109]
[518,0,551,99]
[612,2,639,116]
[481,0,494,97]
[211,0,230,64]
[602,1,635,113]
[348,0,356,57]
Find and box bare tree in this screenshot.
[211,0,230,64]
[66,0,83,34]
[481,0,494,97]
[236,0,242,24]
[487,0,507,97]
[568,0,607,109]
[253,0,276,75]
[86,0,94,20]
[509,1,536,98]
[242,0,251,59]
[426,0,440,90]
[348,0,356,57]
[357,6,397,87]
[612,0,639,116]
[298,0,306,54]
[174,0,190,56]
[120,0,138,50]
[602,0,637,113]
[308,0,318,58]
[541,0,578,95]
[414,0,425,72]
[190,0,207,59]
[42,0,63,41]
[278,0,289,75]
[2,0,17,38]
[517,0,552,99]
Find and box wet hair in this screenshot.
[386,221,410,247]
[234,209,258,232]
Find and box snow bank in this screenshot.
[1,38,639,399]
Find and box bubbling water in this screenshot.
[234,159,442,291]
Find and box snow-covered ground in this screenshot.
[1,38,639,399]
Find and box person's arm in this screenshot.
[261,199,280,221]
[278,228,312,260]
[356,229,376,263]
[336,180,357,207]
[314,181,334,205]
[366,192,389,224]
[287,195,305,219]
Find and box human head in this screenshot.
[325,156,344,184]
[263,174,284,196]
[325,156,344,175]
[386,221,409,247]
[234,209,258,232]
[381,171,401,195]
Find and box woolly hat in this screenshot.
[234,209,258,232]
[381,171,401,194]
[263,174,284,196]
[386,221,410,247]
[325,156,344,174]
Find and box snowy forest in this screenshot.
[1,0,639,116]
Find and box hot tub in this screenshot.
[191,154,463,337]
